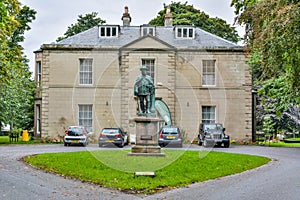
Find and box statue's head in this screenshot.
[140,65,147,76]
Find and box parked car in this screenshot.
[198,123,230,148]
[99,128,128,148]
[64,126,89,147]
[158,126,183,147]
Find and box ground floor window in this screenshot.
[202,106,216,124]
[36,105,41,134]
[78,104,93,132]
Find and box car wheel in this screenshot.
[119,140,125,148]
[99,143,102,147]
[203,140,213,148]
[197,140,202,146]
[224,141,230,148]
[83,142,87,147]
[64,142,67,146]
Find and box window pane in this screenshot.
[183,28,188,37]
[112,27,117,36]
[202,106,216,124]
[100,27,105,36]
[78,105,93,132]
[149,28,154,36]
[142,59,155,80]
[106,27,111,36]
[202,60,216,86]
[177,28,182,37]
[79,59,93,85]
[189,28,193,38]
[143,28,147,36]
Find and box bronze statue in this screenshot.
[134,66,155,115]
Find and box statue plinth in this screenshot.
[128,117,165,157]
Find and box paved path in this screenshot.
[0,144,300,200]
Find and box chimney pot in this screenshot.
[122,6,131,26]
[164,6,173,26]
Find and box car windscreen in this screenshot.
[102,129,120,134]
[68,127,84,136]
[162,127,178,134]
[204,124,221,132]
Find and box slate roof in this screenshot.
[55,25,241,49]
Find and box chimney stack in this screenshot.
[121,6,131,26]
[164,6,173,26]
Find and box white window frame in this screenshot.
[78,104,93,132]
[142,59,155,81]
[175,27,195,39]
[36,105,41,134]
[202,106,216,124]
[99,26,119,37]
[36,61,42,87]
[79,59,93,85]
[141,26,156,36]
[202,60,216,86]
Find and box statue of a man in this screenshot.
[134,65,155,115]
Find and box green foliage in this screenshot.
[262,116,276,135]
[232,0,300,130]
[149,2,239,43]
[24,150,270,194]
[0,0,36,131]
[57,12,106,42]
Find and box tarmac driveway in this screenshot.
[0,144,300,200]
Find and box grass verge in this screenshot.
[24,150,270,194]
[0,136,62,145]
[259,141,300,147]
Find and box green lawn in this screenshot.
[0,136,33,144]
[24,150,270,194]
[0,136,62,145]
[260,141,300,147]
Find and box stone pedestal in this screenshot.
[128,117,165,157]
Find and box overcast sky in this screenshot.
[18,0,243,72]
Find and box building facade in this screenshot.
[34,8,252,141]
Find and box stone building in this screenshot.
[34,7,252,141]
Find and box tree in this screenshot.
[57,12,106,42]
[149,2,239,43]
[0,0,36,131]
[231,0,300,132]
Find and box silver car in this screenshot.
[64,126,88,147]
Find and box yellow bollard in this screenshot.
[22,130,29,142]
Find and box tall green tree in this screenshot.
[231,0,300,131]
[149,2,239,43]
[57,12,106,42]
[0,0,36,131]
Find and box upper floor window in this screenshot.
[36,61,42,87]
[142,59,155,80]
[99,26,119,37]
[79,59,93,85]
[141,25,155,36]
[175,26,195,39]
[202,60,216,86]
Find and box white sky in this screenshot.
[18,0,243,72]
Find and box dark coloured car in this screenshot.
[64,126,89,147]
[158,126,183,147]
[99,128,128,148]
[198,123,230,148]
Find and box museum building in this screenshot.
[34,7,252,141]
